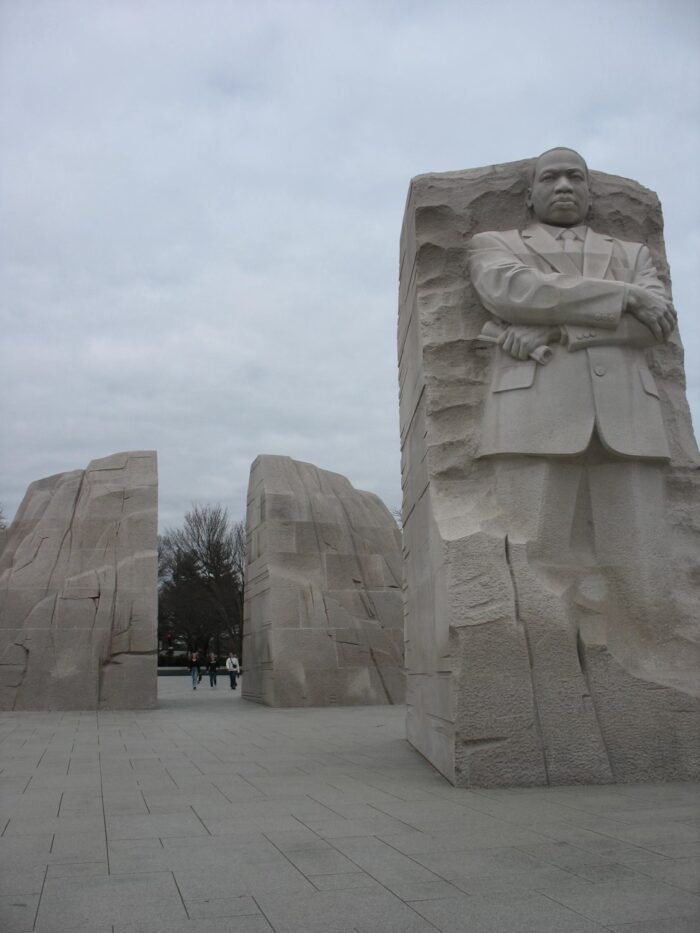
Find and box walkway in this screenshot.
[0,676,698,932]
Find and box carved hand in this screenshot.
[498,325,561,361]
[625,287,677,341]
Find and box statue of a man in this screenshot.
[469,146,676,459]
[467,147,686,686]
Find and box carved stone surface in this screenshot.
[398,158,700,786]
[0,451,158,710]
[242,455,404,707]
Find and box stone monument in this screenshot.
[398,148,700,786]
[0,451,158,709]
[243,455,404,706]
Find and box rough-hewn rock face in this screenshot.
[0,451,158,710]
[242,455,404,707]
[399,160,700,786]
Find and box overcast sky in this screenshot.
[1,0,699,530]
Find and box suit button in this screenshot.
[594,312,604,320]
[594,365,606,376]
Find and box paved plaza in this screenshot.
[0,676,698,933]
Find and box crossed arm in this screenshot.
[468,232,676,361]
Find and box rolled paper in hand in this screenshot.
[477,320,553,365]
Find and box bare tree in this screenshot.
[158,504,246,660]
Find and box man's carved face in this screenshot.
[527,149,590,227]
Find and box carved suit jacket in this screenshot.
[467,223,671,459]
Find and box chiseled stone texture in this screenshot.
[398,160,700,786]
[243,455,404,707]
[0,451,158,709]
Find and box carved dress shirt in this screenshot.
[542,223,587,260]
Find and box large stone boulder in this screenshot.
[0,451,158,709]
[243,455,404,706]
[398,160,700,786]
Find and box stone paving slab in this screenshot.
[0,676,698,932]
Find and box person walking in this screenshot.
[208,653,218,687]
[189,651,200,690]
[225,652,240,690]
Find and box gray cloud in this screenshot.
[1,0,698,528]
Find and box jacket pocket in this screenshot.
[492,361,536,393]
[639,367,660,398]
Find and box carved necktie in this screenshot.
[560,228,582,272]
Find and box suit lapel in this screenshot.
[583,228,614,279]
[521,224,581,275]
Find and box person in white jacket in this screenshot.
[225,652,240,690]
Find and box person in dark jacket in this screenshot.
[207,653,218,687]
[189,651,200,690]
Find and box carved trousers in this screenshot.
[491,435,670,677]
